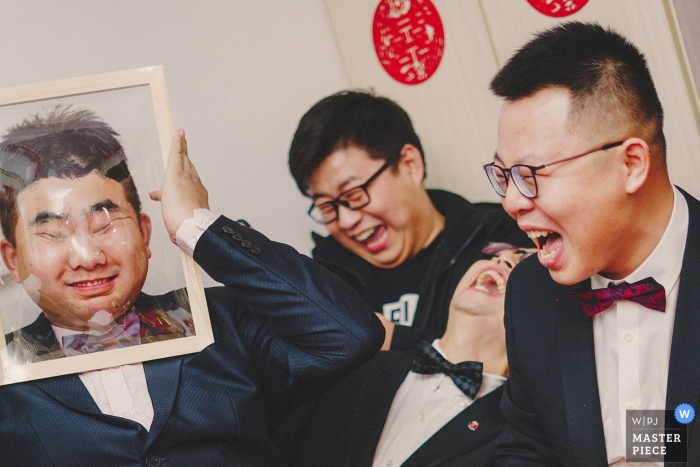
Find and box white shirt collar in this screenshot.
[432,338,449,359]
[431,338,507,387]
[591,186,688,292]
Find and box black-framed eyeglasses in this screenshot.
[483,140,624,199]
[307,161,392,224]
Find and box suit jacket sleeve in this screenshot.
[193,216,385,413]
[495,263,562,466]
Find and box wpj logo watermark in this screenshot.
[626,404,692,462]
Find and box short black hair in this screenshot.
[0,105,141,245]
[490,22,665,163]
[288,90,424,195]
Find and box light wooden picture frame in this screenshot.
[0,66,213,384]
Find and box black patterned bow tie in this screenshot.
[411,340,483,399]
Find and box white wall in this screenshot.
[672,0,700,112]
[0,0,349,287]
[325,0,700,204]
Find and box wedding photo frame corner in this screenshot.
[0,66,213,385]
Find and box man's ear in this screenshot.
[139,213,153,259]
[0,239,21,283]
[397,143,425,186]
[621,138,651,194]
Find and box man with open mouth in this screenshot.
[485,22,700,465]
[275,244,533,467]
[288,90,529,351]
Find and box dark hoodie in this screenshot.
[311,189,530,351]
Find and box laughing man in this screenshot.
[289,90,529,350]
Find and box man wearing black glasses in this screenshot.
[486,22,700,465]
[288,90,528,351]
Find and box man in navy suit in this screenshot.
[275,244,532,466]
[0,107,384,466]
[483,22,700,465]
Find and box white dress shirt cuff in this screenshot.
[175,208,221,257]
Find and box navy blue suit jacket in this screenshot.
[277,351,505,467]
[495,189,700,466]
[0,216,384,466]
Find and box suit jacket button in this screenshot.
[251,245,262,255]
[222,226,234,233]
[146,456,162,467]
[241,240,252,249]
[231,232,243,241]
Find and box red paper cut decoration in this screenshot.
[526,0,589,17]
[372,0,445,85]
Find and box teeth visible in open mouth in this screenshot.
[474,270,506,295]
[526,230,553,239]
[526,230,555,255]
[354,227,377,242]
[369,228,389,247]
[71,278,110,287]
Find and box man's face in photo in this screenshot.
[0,172,152,331]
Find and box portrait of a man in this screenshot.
[0,105,194,365]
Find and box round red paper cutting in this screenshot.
[372,0,445,85]
[526,0,589,18]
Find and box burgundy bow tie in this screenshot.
[568,277,666,318]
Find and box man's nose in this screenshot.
[501,180,535,220]
[336,205,363,230]
[494,251,518,269]
[67,235,107,270]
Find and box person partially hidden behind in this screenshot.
[484,22,700,465]
[0,106,384,466]
[276,244,532,467]
[0,108,193,363]
[289,90,529,350]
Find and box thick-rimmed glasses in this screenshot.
[483,140,624,199]
[308,161,392,224]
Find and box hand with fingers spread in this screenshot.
[150,129,209,243]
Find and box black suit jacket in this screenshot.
[277,351,505,467]
[0,216,385,467]
[496,188,700,467]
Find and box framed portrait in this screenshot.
[0,66,213,384]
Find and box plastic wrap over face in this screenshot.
[0,172,194,365]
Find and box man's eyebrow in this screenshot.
[30,211,66,226]
[337,175,361,193]
[84,199,123,215]
[494,151,545,167]
[310,175,361,201]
